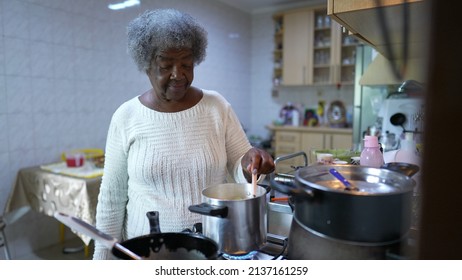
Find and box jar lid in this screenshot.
[364,135,379,148]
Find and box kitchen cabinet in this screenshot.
[280,9,313,85]
[268,125,353,172]
[272,6,358,87]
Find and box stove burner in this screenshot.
[221,251,258,260]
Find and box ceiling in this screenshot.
[216,0,324,14]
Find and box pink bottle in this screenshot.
[360,135,384,168]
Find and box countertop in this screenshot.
[266,124,353,134]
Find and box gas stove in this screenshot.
[189,222,288,260]
[218,233,288,260]
[257,233,288,259]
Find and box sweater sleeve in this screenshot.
[92,114,129,260]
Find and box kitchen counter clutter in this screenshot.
[267,125,353,172]
[268,124,352,133]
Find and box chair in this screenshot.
[0,215,11,260]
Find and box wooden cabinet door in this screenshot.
[277,5,358,86]
[326,133,353,149]
[282,10,314,85]
[300,132,325,164]
[300,132,325,150]
[274,131,302,173]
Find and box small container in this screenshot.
[65,153,85,167]
[395,133,421,166]
[279,102,300,126]
[360,135,384,168]
[316,153,334,165]
[350,156,360,165]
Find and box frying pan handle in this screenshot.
[146,211,161,234]
[188,203,228,218]
[270,178,313,198]
[54,212,142,260]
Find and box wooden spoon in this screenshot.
[252,172,258,197]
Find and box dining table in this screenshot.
[4,161,103,256]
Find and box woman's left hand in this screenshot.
[241,147,275,179]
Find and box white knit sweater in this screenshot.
[92,90,252,259]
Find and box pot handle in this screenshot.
[270,178,313,198]
[146,211,161,234]
[259,184,272,194]
[188,203,228,218]
[381,162,420,177]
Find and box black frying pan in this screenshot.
[114,211,219,260]
[55,211,219,260]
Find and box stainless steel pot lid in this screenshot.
[296,165,415,195]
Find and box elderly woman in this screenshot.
[92,9,275,259]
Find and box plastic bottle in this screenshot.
[280,102,300,126]
[360,135,384,168]
[317,100,325,125]
[291,105,300,126]
[395,133,421,165]
[279,103,292,125]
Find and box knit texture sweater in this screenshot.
[92,90,252,259]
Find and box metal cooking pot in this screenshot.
[271,165,415,244]
[189,183,269,255]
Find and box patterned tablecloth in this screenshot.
[4,164,102,245]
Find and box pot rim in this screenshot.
[201,183,268,201]
[114,231,219,260]
[296,164,415,196]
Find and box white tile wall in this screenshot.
[0,0,354,259]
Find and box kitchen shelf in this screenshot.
[272,6,358,87]
[272,14,284,86]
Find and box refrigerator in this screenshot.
[352,44,388,149]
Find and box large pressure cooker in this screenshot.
[271,163,416,259]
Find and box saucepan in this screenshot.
[189,183,270,256]
[55,211,219,260]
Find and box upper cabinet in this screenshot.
[327,0,428,60]
[281,9,313,86]
[273,6,359,87]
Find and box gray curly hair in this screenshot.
[127,9,208,72]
